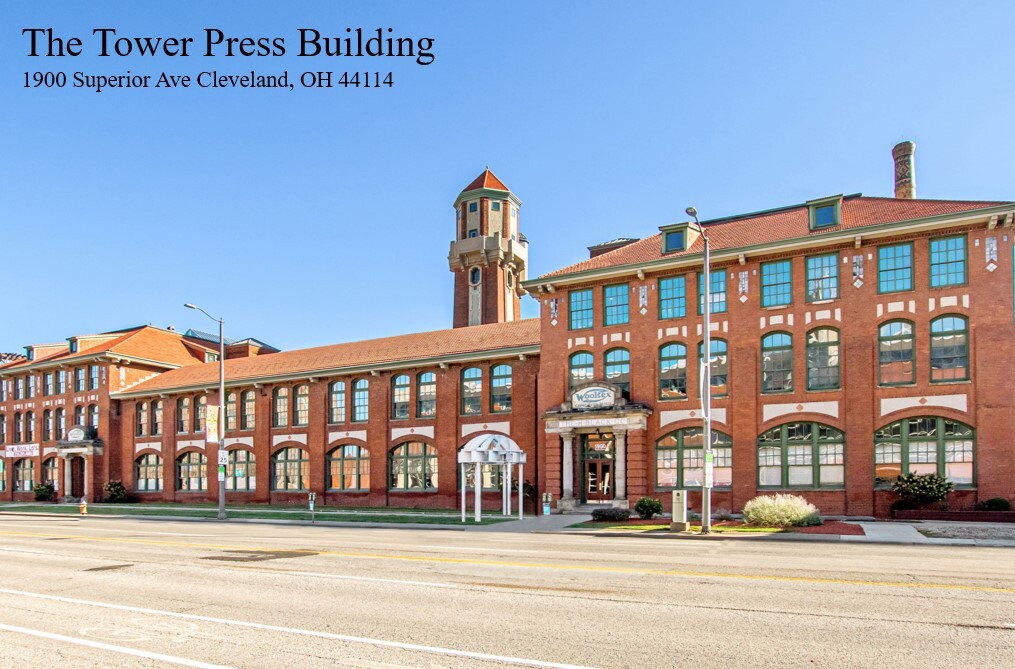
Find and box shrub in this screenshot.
[977,497,1012,512]
[591,506,631,522]
[891,473,953,506]
[634,497,663,520]
[713,507,735,522]
[33,483,55,502]
[742,494,821,527]
[103,480,139,503]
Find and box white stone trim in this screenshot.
[271,433,307,447]
[880,394,968,417]
[462,421,511,438]
[134,441,162,453]
[762,401,839,422]
[328,429,367,442]
[660,407,727,427]
[176,439,205,450]
[223,437,251,448]
[391,426,435,440]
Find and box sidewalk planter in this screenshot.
[892,510,1015,523]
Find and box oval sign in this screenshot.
[67,427,86,443]
[571,386,615,410]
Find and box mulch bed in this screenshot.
[788,521,865,535]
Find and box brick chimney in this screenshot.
[892,141,916,199]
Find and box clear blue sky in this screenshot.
[3,1,1013,353]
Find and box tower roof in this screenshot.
[462,168,509,193]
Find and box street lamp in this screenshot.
[184,303,227,521]
[685,207,713,535]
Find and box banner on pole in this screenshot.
[206,404,220,444]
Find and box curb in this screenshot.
[0,511,473,531]
[535,529,1015,547]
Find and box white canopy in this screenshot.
[457,433,527,465]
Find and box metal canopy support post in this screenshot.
[461,463,466,523]
[505,460,512,516]
[474,463,482,523]
[518,463,524,520]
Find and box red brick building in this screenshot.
[1,148,1012,516]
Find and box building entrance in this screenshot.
[581,433,615,502]
[71,457,84,498]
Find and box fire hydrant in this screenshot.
[79,497,88,516]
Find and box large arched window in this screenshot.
[136,402,148,437]
[225,393,238,432]
[806,328,840,390]
[569,352,594,389]
[461,368,482,415]
[14,459,34,492]
[417,373,436,418]
[327,444,370,491]
[176,452,207,491]
[659,344,687,400]
[135,453,163,492]
[605,349,630,397]
[878,321,914,385]
[271,447,309,490]
[151,401,162,436]
[176,398,190,434]
[43,457,58,486]
[391,375,410,420]
[656,428,732,489]
[930,315,969,382]
[25,411,35,442]
[54,408,65,440]
[293,385,310,426]
[328,382,345,423]
[757,422,844,488]
[226,449,256,491]
[240,391,256,430]
[761,333,793,393]
[698,340,729,397]
[875,417,974,486]
[352,380,369,422]
[388,442,437,491]
[272,387,289,427]
[490,365,512,413]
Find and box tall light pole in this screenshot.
[685,207,713,535]
[184,303,226,521]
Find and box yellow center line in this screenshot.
[1,529,1012,594]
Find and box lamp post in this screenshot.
[685,207,713,535]
[184,303,227,521]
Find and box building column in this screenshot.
[63,456,73,502]
[83,455,91,501]
[561,430,574,501]
[614,427,627,502]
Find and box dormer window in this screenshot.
[69,340,78,353]
[664,230,685,253]
[26,349,34,362]
[659,222,694,255]
[808,196,842,230]
[205,352,219,363]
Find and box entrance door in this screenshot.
[585,460,613,501]
[71,457,84,498]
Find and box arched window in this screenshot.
[930,315,969,382]
[761,333,793,393]
[136,402,148,437]
[25,411,35,442]
[240,391,256,430]
[87,405,98,430]
[293,385,310,426]
[135,454,163,492]
[225,393,237,432]
[327,444,370,491]
[698,340,729,397]
[659,344,688,400]
[13,412,22,443]
[878,321,914,385]
[0,460,5,492]
[14,459,34,492]
[569,352,594,389]
[875,417,974,486]
[806,328,840,390]
[271,447,309,490]
[194,396,207,433]
[42,409,52,442]
[757,422,844,488]
[352,380,369,422]
[417,373,437,418]
[490,365,512,413]
[226,449,256,491]
[150,401,162,436]
[328,382,345,423]
[461,368,482,415]
[176,398,190,433]
[54,408,65,440]
[469,267,481,285]
[388,442,437,491]
[0,414,5,444]
[43,457,58,487]
[176,452,207,491]
[391,375,410,420]
[272,387,289,427]
[605,349,630,397]
[656,428,733,489]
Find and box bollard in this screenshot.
[79,497,88,516]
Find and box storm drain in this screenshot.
[201,549,318,563]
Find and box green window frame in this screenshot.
[226,449,256,491]
[225,393,237,432]
[352,380,369,422]
[568,289,593,330]
[698,339,729,397]
[761,260,792,307]
[388,442,437,491]
[86,405,97,430]
[272,388,288,427]
[569,352,594,389]
[54,408,65,440]
[878,320,915,385]
[490,364,512,413]
[175,452,207,492]
[0,414,5,444]
[806,253,839,302]
[328,382,345,424]
[42,410,52,442]
[293,385,310,426]
[13,412,22,443]
[603,284,630,326]
[74,367,85,392]
[13,458,34,492]
[655,428,732,490]
[136,402,148,437]
[659,343,687,401]
[658,276,687,320]
[42,373,53,397]
[417,372,436,418]
[391,375,410,420]
[930,315,969,382]
[878,243,914,293]
[88,364,99,390]
[151,401,162,436]
[327,444,370,491]
[461,367,482,415]
[0,460,5,492]
[271,446,309,491]
[43,457,58,486]
[806,328,840,390]
[757,422,845,489]
[194,395,206,433]
[604,348,630,397]
[24,411,34,442]
[929,235,966,287]
[74,405,84,429]
[761,332,793,393]
[239,392,255,430]
[874,416,974,487]
[56,370,66,394]
[134,454,162,492]
[697,270,727,314]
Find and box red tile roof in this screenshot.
[463,168,509,193]
[539,197,1011,279]
[116,319,541,395]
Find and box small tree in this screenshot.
[103,480,139,503]
[634,497,663,520]
[33,483,55,502]
[891,473,953,507]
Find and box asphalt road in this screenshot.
[0,516,1011,669]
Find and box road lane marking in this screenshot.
[285,571,461,589]
[0,622,234,669]
[0,588,597,669]
[0,529,1011,594]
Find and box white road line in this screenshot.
[0,587,596,669]
[285,571,461,589]
[0,622,234,669]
